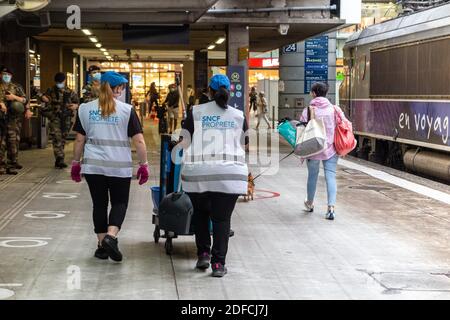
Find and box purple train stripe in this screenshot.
[351,100,450,148]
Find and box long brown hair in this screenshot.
[99,82,116,117]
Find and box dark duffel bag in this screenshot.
[158,192,193,235]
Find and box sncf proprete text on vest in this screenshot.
[89,109,120,125]
[202,115,236,130]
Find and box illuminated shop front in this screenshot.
[87,61,183,104]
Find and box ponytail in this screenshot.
[99,82,116,117]
[213,86,229,109]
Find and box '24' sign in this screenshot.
[283,44,297,53]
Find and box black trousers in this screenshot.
[149,95,159,109]
[188,192,239,265]
[85,174,131,234]
[250,99,257,112]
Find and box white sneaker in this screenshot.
[304,199,314,213]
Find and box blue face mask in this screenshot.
[92,72,101,81]
[56,82,65,89]
[2,74,12,83]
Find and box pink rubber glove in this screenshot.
[71,161,82,183]
[137,163,149,185]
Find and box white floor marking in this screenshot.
[24,211,69,219]
[0,237,52,248]
[0,288,15,299]
[0,284,23,287]
[56,180,85,185]
[42,193,79,200]
[339,159,450,205]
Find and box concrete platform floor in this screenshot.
[0,118,449,300]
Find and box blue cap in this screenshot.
[101,71,128,87]
[209,74,230,91]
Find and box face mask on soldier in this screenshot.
[2,74,12,83]
[56,82,65,89]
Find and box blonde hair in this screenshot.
[99,82,116,117]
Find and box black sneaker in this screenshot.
[94,245,109,260]
[102,234,123,262]
[196,252,210,270]
[304,199,314,213]
[325,209,335,220]
[211,262,227,277]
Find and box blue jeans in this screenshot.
[306,154,338,207]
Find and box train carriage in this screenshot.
[339,2,450,182]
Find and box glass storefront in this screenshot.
[248,69,279,89]
[88,61,183,104]
[209,66,279,91]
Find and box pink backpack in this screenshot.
[333,106,357,156]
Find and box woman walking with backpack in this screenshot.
[300,82,348,221]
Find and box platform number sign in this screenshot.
[283,44,297,54]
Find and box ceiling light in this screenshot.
[216,37,226,44]
[103,52,109,56]
[207,44,216,50]
[89,37,98,43]
[82,29,92,35]
[95,43,102,48]
[100,48,107,52]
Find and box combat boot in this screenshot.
[59,158,68,168]
[6,167,18,175]
[14,163,23,170]
[55,157,67,169]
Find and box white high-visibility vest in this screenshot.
[78,99,133,178]
[181,101,248,194]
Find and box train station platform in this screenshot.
[0,119,449,300]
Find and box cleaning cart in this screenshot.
[151,134,194,255]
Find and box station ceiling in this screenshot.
[32,0,346,55]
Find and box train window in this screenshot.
[370,37,450,97]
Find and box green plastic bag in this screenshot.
[277,120,297,147]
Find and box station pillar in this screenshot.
[278,32,337,120]
[194,50,208,92]
[39,42,62,92]
[226,25,249,114]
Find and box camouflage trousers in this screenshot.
[0,123,5,172]
[7,116,22,165]
[0,118,19,171]
[49,117,71,160]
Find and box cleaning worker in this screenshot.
[71,71,149,262]
[180,74,249,277]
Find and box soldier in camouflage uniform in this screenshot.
[0,67,27,175]
[81,65,101,103]
[41,72,79,169]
